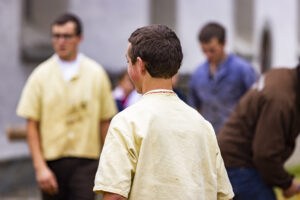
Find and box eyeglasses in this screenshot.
[52,34,77,40]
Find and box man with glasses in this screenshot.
[17,13,117,200]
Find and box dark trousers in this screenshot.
[227,168,276,200]
[42,157,98,200]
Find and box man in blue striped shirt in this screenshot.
[188,22,257,134]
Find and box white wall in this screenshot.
[177,0,234,73]
[69,0,150,73]
[0,0,31,160]
[65,0,236,74]
[254,0,298,69]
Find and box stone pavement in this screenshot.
[0,158,40,200]
[0,157,102,200]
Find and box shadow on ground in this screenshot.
[0,157,40,199]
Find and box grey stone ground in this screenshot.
[0,158,40,200]
[0,158,102,200]
[0,187,102,200]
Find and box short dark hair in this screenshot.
[128,24,183,78]
[52,13,82,36]
[198,22,226,44]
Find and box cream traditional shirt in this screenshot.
[17,54,117,160]
[94,89,234,200]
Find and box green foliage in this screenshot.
[287,164,300,177]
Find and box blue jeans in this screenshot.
[227,168,276,200]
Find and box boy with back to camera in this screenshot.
[93,24,234,200]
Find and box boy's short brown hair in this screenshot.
[128,24,183,78]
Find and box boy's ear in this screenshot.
[137,57,147,74]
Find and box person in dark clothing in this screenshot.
[113,70,134,111]
[217,65,300,199]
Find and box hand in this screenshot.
[36,165,58,195]
[283,179,300,198]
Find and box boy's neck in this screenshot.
[141,75,173,94]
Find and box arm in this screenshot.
[252,100,295,192]
[27,119,58,194]
[204,122,234,200]
[94,117,137,198]
[216,149,235,200]
[100,119,111,146]
[103,192,127,200]
[283,179,300,198]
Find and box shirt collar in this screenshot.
[143,89,175,96]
